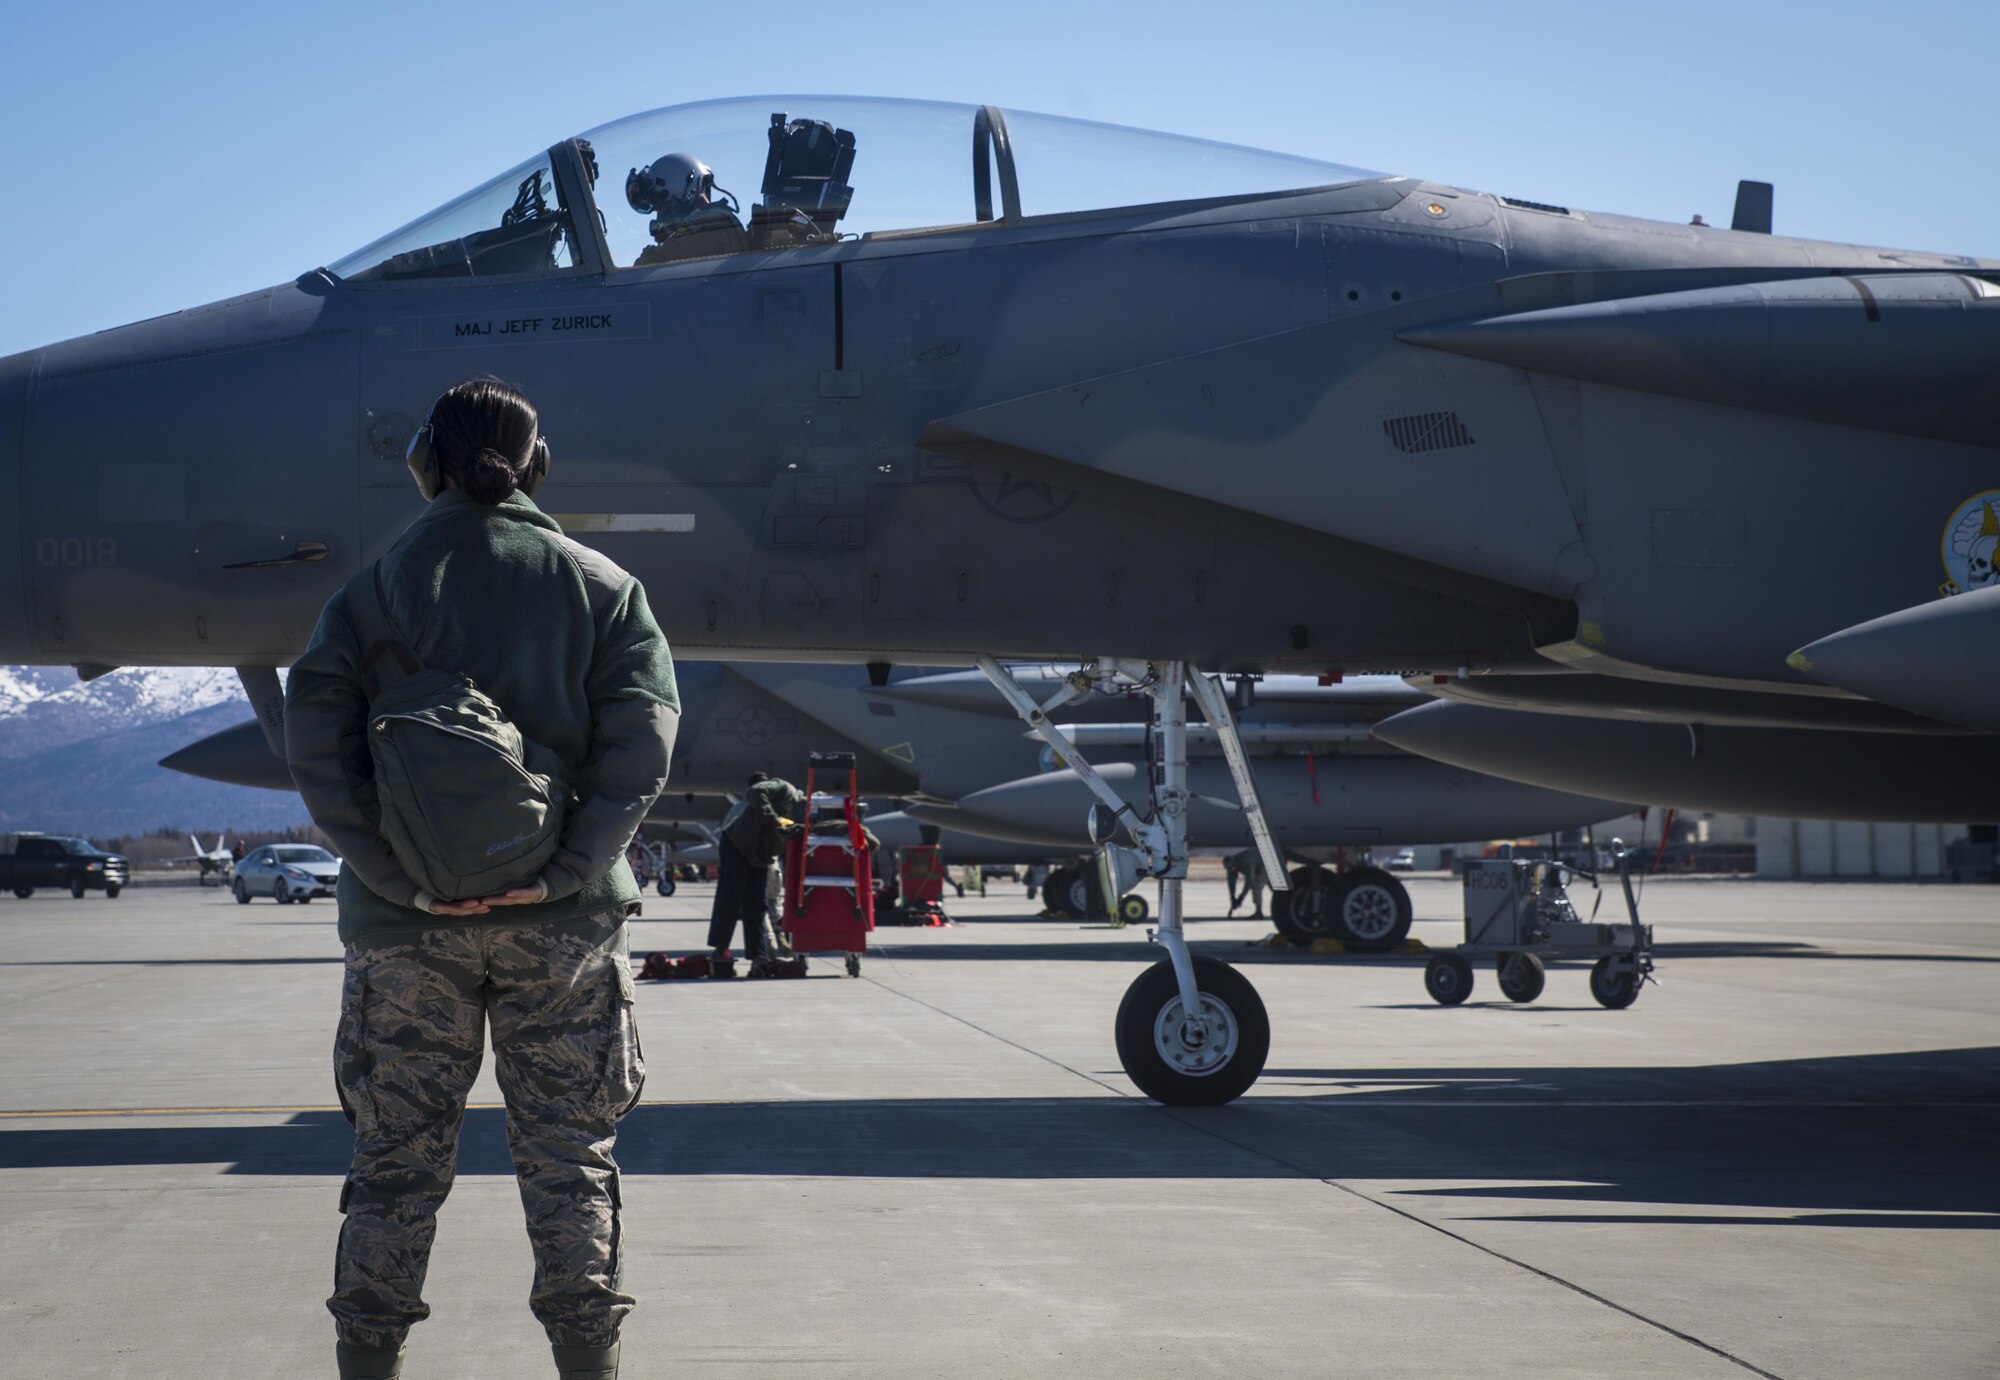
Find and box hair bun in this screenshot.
[459,446,523,505]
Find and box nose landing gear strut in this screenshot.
[976,657,1287,1105]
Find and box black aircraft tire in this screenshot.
[234,880,250,906]
[1590,957,1642,1010]
[1328,868,1412,952]
[1118,892,1150,924]
[1066,870,1098,920]
[1114,956,1269,1106]
[656,876,676,898]
[1497,953,1546,1003]
[1424,953,1475,1006]
[1045,867,1081,920]
[12,887,32,899]
[105,885,121,900]
[1270,867,1334,945]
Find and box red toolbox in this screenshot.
[899,846,947,905]
[780,752,875,976]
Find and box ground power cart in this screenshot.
[1424,846,1652,1008]
[781,752,876,976]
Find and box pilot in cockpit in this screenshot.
[626,154,751,266]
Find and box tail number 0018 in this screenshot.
[35,537,118,568]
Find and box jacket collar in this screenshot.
[409,487,564,538]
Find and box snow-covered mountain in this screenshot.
[0,666,246,759]
[0,666,307,837]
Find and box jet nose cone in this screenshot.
[159,719,293,790]
[1793,587,2000,734]
[1369,700,1482,763]
[954,765,1147,848]
[0,351,29,661]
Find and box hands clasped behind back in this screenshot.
[415,876,552,917]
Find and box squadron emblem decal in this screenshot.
[1939,490,2000,596]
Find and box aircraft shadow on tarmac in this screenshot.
[5,1048,1994,1230]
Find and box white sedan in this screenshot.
[232,845,342,905]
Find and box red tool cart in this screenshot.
[893,845,949,926]
[780,752,875,976]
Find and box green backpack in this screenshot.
[348,565,568,902]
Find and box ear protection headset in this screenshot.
[405,407,550,500]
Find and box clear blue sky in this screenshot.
[3,0,1995,357]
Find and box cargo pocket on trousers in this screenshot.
[602,955,645,1120]
[333,963,373,1128]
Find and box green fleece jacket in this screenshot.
[720,779,805,867]
[285,490,680,942]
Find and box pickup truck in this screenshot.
[0,835,130,899]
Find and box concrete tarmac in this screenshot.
[1,877,1995,1378]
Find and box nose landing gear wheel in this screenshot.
[656,876,676,897]
[1114,955,1269,1106]
[1424,952,1474,1005]
[1590,956,1642,1009]
[1497,953,1546,1003]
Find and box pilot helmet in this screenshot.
[626,153,716,224]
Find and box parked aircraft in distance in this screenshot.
[164,834,235,885]
[164,663,1629,948]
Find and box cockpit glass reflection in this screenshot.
[330,154,578,282]
[327,98,1388,281]
[574,97,1381,269]
[576,97,982,270]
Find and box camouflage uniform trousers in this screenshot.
[328,908,645,1352]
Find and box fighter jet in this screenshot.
[164,833,235,885]
[10,94,1996,1101]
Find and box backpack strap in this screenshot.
[347,563,423,701]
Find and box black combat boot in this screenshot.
[552,1340,619,1378]
[335,1339,405,1378]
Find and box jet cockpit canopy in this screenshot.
[329,96,1382,282]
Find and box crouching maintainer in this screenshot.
[706,773,805,974]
